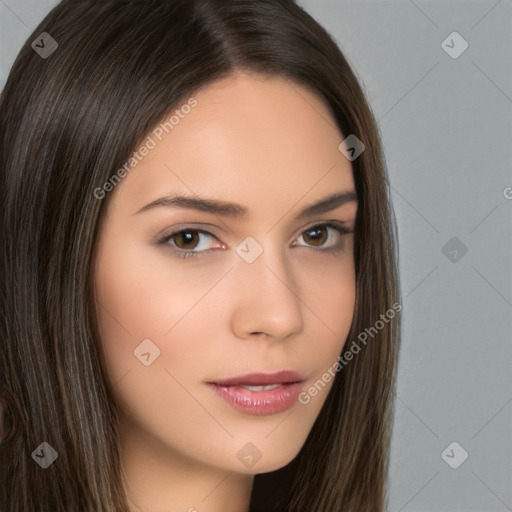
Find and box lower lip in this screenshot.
[207,382,303,415]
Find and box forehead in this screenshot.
[109,71,355,218]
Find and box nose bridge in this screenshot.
[230,236,304,339]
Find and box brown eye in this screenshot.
[295,222,350,251]
[302,225,328,247]
[157,228,221,258]
[172,230,201,249]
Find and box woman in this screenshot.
[0,1,401,510]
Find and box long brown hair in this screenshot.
[0,1,401,510]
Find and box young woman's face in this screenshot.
[94,71,358,476]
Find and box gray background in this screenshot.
[1,1,511,510]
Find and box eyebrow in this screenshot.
[134,190,358,221]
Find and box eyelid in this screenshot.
[155,220,353,258]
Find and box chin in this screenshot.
[226,438,305,476]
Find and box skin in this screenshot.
[93,70,358,512]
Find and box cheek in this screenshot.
[93,234,231,385]
[93,240,226,447]
[289,254,356,415]
[299,252,356,346]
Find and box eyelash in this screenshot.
[155,222,352,260]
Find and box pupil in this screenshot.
[306,226,326,246]
[177,230,198,249]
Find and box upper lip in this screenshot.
[208,370,305,386]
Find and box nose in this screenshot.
[229,244,304,341]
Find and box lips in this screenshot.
[206,370,306,415]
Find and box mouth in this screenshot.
[233,383,283,391]
[208,369,305,386]
[206,370,306,415]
